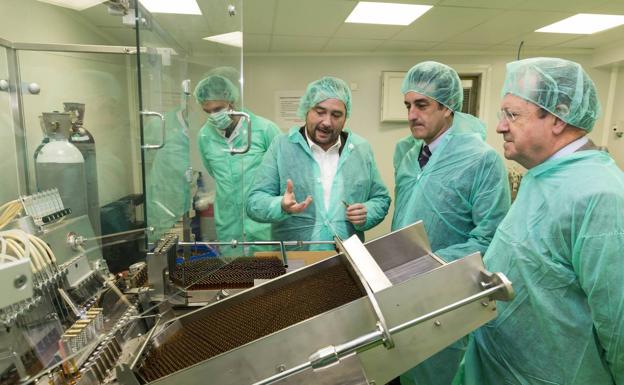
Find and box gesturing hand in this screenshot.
[281,179,312,214]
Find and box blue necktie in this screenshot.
[419,144,431,169]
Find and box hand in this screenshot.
[345,203,367,225]
[281,179,312,214]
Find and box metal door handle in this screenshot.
[141,110,165,149]
[226,110,251,154]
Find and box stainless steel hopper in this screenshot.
[119,221,513,385]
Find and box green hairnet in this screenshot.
[502,57,600,132]
[206,66,241,87]
[297,76,352,119]
[401,61,463,111]
[193,75,240,105]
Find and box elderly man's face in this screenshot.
[404,91,452,144]
[497,94,554,169]
[305,98,346,151]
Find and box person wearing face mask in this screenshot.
[390,62,510,385]
[246,76,390,250]
[195,75,280,256]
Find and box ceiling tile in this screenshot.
[194,1,242,36]
[192,37,240,53]
[437,0,516,9]
[271,35,329,52]
[392,6,503,42]
[360,0,441,4]
[375,40,438,52]
[81,3,127,28]
[438,0,609,12]
[427,42,493,51]
[153,16,212,40]
[590,2,624,14]
[485,43,593,56]
[323,38,384,52]
[502,32,581,48]
[94,27,136,46]
[333,23,405,40]
[273,0,354,37]
[244,34,271,52]
[188,40,225,55]
[509,0,610,12]
[243,0,276,34]
[447,10,571,45]
[75,0,624,57]
[558,26,624,49]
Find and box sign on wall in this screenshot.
[274,90,304,131]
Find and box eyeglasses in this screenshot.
[497,109,521,124]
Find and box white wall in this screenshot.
[607,66,624,167]
[243,53,616,239]
[0,0,139,207]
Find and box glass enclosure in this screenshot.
[0,44,21,203]
[137,0,247,254]
[0,1,290,384]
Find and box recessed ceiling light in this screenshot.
[345,2,432,26]
[536,13,624,34]
[36,0,107,11]
[203,32,243,48]
[139,0,202,15]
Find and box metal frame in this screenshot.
[0,36,140,197]
[0,38,138,54]
[11,42,137,54]
[5,44,30,195]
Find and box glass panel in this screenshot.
[136,0,255,257]
[0,1,293,385]
[135,6,193,245]
[0,2,149,384]
[0,46,20,204]
[18,50,141,241]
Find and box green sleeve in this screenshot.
[354,146,391,231]
[246,138,290,223]
[197,129,216,178]
[572,191,624,382]
[435,150,510,261]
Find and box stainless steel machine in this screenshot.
[0,190,141,385]
[0,189,513,385]
[145,234,287,306]
[117,221,513,385]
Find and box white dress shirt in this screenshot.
[427,128,450,153]
[305,129,341,209]
[548,136,589,161]
[218,117,244,145]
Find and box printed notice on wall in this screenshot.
[275,91,304,131]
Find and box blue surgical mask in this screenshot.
[207,109,233,131]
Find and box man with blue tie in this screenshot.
[391,61,511,385]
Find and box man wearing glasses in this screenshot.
[458,57,624,384]
[391,61,510,385]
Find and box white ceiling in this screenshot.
[81,0,624,56]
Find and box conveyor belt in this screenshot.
[138,262,364,382]
[171,257,286,290]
